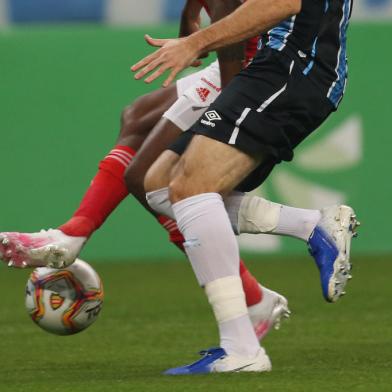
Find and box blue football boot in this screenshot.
[163,347,271,375]
[308,205,359,302]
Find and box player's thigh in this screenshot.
[169,135,262,203]
[117,85,178,148]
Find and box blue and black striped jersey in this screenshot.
[262,0,353,107]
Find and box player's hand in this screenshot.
[131,34,200,87]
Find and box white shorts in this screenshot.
[163,60,222,131]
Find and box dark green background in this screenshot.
[0,23,390,260]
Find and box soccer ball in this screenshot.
[25,259,104,335]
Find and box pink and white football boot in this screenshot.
[249,285,290,341]
[0,229,86,268]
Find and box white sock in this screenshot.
[146,188,174,219]
[147,188,321,242]
[225,193,320,241]
[173,193,260,358]
[275,205,321,241]
[219,314,261,358]
[173,193,239,284]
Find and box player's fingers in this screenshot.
[144,64,171,84]
[144,34,170,48]
[162,68,181,88]
[131,51,159,73]
[134,57,163,80]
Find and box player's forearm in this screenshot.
[179,0,203,37]
[188,0,301,55]
[217,41,244,87]
[211,0,245,87]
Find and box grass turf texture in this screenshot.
[0,256,391,392]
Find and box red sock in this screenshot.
[157,215,185,251]
[240,260,263,306]
[59,145,136,237]
[157,214,263,306]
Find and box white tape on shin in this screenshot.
[238,195,281,234]
[205,276,248,323]
[146,188,175,219]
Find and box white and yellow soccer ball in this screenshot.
[25,259,104,335]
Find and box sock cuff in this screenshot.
[114,145,136,156]
[102,145,136,169]
[146,188,175,220]
[173,193,224,232]
[146,187,169,201]
[172,192,222,212]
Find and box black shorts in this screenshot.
[192,47,334,163]
[168,48,334,191]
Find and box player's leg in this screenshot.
[0,63,222,267]
[225,193,358,301]
[142,133,289,337]
[146,51,359,372]
[0,61,289,342]
[129,125,288,320]
[162,139,356,371]
[148,136,270,365]
[0,61,254,283]
[59,86,178,238]
[148,153,358,304]
[165,52,359,304]
[147,152,324,243]
[0,86,178,268]
[146,131,357,305]
[0,60,268,315]
[122,60,285,312]
[164,135,270,372]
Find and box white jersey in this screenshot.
[163,60,221,131]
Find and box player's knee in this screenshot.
[118,95,148,139]
[121,99,141,133]
[169,174,191,204]
[144,151,178,193]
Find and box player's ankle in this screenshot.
[59,216,96,238]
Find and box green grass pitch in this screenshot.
[0,255,391,392]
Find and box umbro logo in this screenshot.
[205,110,221,121]
[201,110,222,128]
